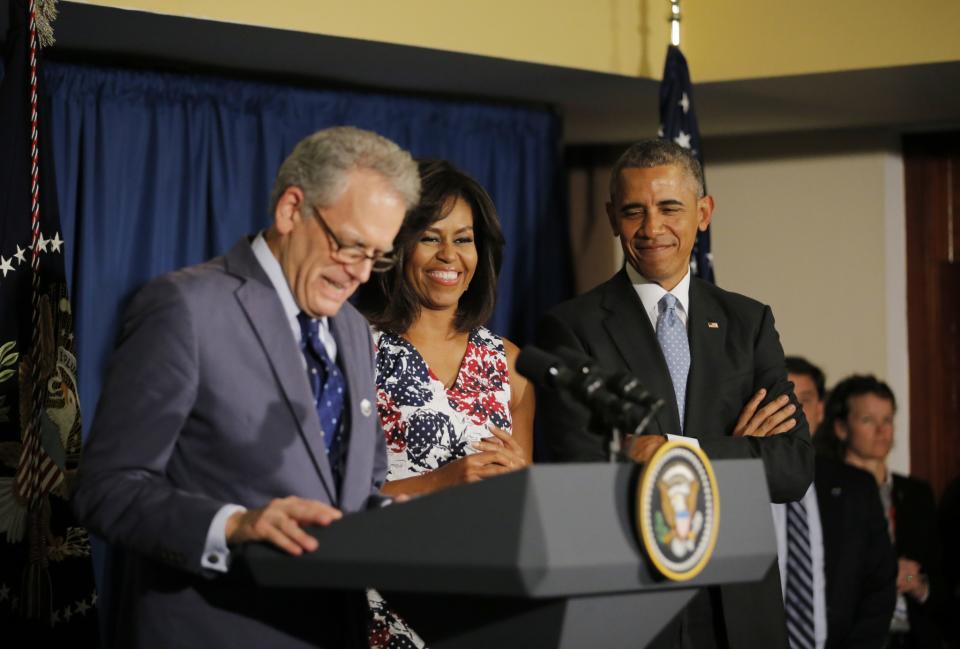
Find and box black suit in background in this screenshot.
[939,477,960,649]
[814,459,897,649]
[536,269,814,649]
[890,473,944,649]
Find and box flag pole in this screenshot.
[670,0,681,47]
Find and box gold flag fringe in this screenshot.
[34,0,58,48]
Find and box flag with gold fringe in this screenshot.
[0,0,99,644]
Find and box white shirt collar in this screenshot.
[625,263,691,331]
[251,233,299,325]
[250,233,336,359]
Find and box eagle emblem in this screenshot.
[635,441,719,581]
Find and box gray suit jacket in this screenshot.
[74,238,386,649]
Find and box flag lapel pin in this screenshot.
[707,321,720,329]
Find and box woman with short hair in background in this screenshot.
[818,375,943,649]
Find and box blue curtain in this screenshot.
[42,61,570,439]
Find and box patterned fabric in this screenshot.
[368,326,512,649]
[656,293,690,432]
[375,326,512,480]
[786,499,816,649]
[297,313,345,454]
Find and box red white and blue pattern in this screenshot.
[368,327,512,649]
[375,326,512,481]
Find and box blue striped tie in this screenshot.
[655,294,690,432]
[785,500,816,649]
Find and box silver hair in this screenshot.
[609,138,705,200]
[270,126,420,214]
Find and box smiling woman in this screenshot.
[356,160,535,648]
[356,160,534,486]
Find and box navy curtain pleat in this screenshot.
[40,61,571,439]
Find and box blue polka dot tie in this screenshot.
[297,313,346,455]
[655,294,690,433]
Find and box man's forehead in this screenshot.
[612,164,697,201]
[788,373,819,393]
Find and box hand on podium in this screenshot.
[226,496,342,556]
[623,434,667,463]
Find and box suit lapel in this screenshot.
[329,313,370,510]
[685,279,727,438]
[600,270,679,436]
[226,241,338,503]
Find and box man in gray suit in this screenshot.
[74,127,420,648]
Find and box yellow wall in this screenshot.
[685,0,960,81]
[68,0,668,77]
[69,0,960,81]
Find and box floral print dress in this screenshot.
[368,326,512,649]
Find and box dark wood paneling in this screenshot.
[903,132,960,500]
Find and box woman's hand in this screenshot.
[472,426,529,469]
[896,557,929,601]
[428,427,528,490]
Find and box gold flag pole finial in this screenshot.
[34,0,59,48]
[670,0,681,47]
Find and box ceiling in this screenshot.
[3,1,959,143]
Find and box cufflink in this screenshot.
[360,398,372,417]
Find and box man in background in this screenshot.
[774,356,896,649]
[74,126,420,649]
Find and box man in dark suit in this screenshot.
[772,357,896,649]
[73,127,420,649]
[536,139,814,648]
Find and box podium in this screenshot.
[241,461,781,648]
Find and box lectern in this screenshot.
[240,461,782,648]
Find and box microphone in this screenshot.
[517,346,662,460]
[515,345,578,389]
[517,346,624,422]
[607,372,653,405]
[553,347,663,409]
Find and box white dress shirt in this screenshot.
[201,233,337,572]
[771,485,828,649]
[625,262,691,332]
[625,263,697,447]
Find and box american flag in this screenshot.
[659,45,714,283]
[0,0,99,642]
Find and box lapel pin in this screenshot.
[360,398,373,417]
[707,321,719,329]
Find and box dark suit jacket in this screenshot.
[536,269,814,649]
[74,239,387,649]
[815,459,897,649]
[536,269,813,502]
[891,473,943,649]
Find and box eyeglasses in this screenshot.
[310,206,398,272]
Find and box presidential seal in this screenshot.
[635,440,719,581]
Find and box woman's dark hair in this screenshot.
[356,159,505,334]
[815,374,897,460]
